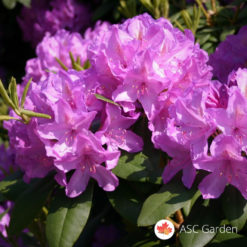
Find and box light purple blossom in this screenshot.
[88,14,212,119]
[96,104,143,169]
[54,130,119,198]
[23,30,87,83]
[194,135,247,199]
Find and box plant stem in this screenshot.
[175,209,184,224]
[211,0,216,13]
[166,217,180,229]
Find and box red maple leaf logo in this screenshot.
[157,222,172,235]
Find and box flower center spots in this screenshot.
[106,128,127,148]
[82,154,97,173]
[132,83,148,97]
[65,129,77,145]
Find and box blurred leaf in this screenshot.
[118,0,137,18]
[109,228,167,247]
[2,0,16,9]
[179,201,221,247]
[8,175,55,235]
[92,0,118,21]
[113,151,163,184]
[108,180,143,224]
[17,0,31,7]
[94,94,120,107]
[208,232,247,247]
[0,207,9,221]
[46,183,93,247]
[220,28,235,41]
[183,190,201,217]
[0,171,29,201]
[137,179,197,226]
[222,186,247,231]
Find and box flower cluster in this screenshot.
[23,22,110,84]
[5,13,247,200]
[18,0,91,47]
[209,26,247,83]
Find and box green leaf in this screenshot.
[8,77,19,109]
[220,28,235,42]
[20,109,51,119]
[108,180,144,224]
[208,232,247,247]
[46,183,93,247]
[183,190,201,217]
[94,94,120,107]
[113,151,163,184]
[0,80,16,110]
[0,115,20,121]
[55,57,68,71]
[0,171,29,201]
[17,0,31,7]
[2,0,17,9]
[137,180,197,226]
[82,59,91,70]
[8,175,54,235]
[222,186,247,231]
[21,78,32,108]
[0,207,10,221]
[179,201,221,247]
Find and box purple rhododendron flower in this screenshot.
[209,26,247,83]
[0,202,12,238]
[18,0,91,47]
[96,104,143,169]
[152,88,216,188]
[23,30,87,83]
[194,135,247,199]
[54,130,119,198]
[23,21,110,84]
[88,13,211,118]
[10,12,247,200]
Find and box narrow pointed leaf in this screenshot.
[95,94,120,107]
[9,77,19,108]
[0,115,20,121]
[21,78,32,108]
[20,109,51,119]
[82,59,91,70]
[0,80,16,109]
[69,52,76,69]
[55,57,68,71]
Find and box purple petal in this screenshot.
[91,166,119,191]
[66,169,90,198]
[162,159,185,184]
[182,162,196,188]
[199,173,227,199]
